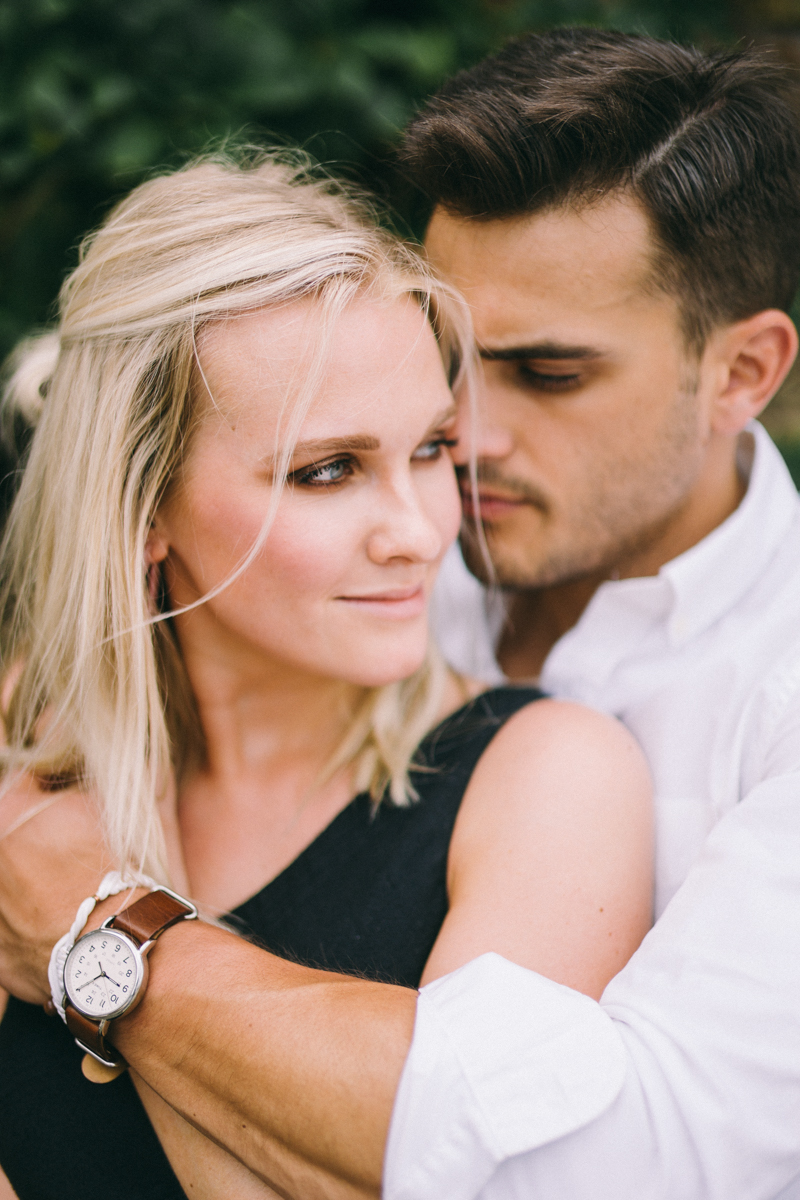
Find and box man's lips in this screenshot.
[460,487,529,520]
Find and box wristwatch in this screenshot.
[63,886,197,1067]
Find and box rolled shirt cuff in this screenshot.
[384,953,626,1200]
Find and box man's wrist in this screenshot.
[48,877,157,1020]
[89,887,150,927]
[62,884,199,1073]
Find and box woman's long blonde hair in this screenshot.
[0,149,473,881]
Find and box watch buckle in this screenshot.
[99,883,199,931]
[75,1035,127,1071]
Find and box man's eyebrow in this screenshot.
[479,343,603,361]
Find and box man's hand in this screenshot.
[0,777,110,1003]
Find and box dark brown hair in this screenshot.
[399,28,800,347]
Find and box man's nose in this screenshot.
[451,391,515,466]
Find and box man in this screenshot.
[3,27,800,1200]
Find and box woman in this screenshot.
[0,151,652,1200]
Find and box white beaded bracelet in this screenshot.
[48,870,157,1021]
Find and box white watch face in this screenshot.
[64,929,144,1019]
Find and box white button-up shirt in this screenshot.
[386,422,800,1200]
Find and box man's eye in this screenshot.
[294,457,353,486]
[517,365,582,392]
[412,437,458,462]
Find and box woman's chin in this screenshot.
[334,647,430,690]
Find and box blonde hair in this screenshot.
[0,149,473,881]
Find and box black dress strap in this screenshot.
[230,685,546,989]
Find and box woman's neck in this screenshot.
[170,613,364,913]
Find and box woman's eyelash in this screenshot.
[413,436,458,460]
[291,436,456,486]
[293,457,354,486]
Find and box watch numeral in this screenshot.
[89,945,96,952]
[126,970,132,978]
[114,943,121,951]
[122,985,128,993]
[111,994,118,1002]
[86,996,94,1005]
[99,1000,106,1008]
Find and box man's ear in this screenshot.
[708,309,798,436]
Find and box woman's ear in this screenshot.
[144,520,170,567]
[708,309,798,436]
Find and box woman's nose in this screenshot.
[366,483,444,565]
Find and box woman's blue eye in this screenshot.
[297,458,352,485]
[413,437,457,461]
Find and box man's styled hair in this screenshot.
[399,28,800,347]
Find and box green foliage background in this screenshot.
[3,0,800,478]
[0,0,765,359]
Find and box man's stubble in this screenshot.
[461,372,704,593]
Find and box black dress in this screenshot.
[0,685,544,1200]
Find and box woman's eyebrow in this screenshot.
[290,406,457,459]
[425,403,458,433]
[291,435,381,457]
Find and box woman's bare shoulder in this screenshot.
[421,696,654,993]
[476,694,648,787]
[451,695,653,877]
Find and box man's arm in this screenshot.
[87,768,800,1200]
[115,923,415,1199]
[6,737,800,1199]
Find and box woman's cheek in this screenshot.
[426,461,463,552]
[260,509,354,595]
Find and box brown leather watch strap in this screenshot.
[65,1004,124,1067]
[109,888,195,947]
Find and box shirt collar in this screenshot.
[542,423,800,690]
[662,423,799,648]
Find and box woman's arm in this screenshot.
[421,699,653,993]
[0,1166,18,1200]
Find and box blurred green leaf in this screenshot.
[0,0,776,367]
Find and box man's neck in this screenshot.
[497,432,750,681]
[498,576,606,680]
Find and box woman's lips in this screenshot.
[460,488,527,520]
[338,584,426,619]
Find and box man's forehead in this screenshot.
[425,195,661,345]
